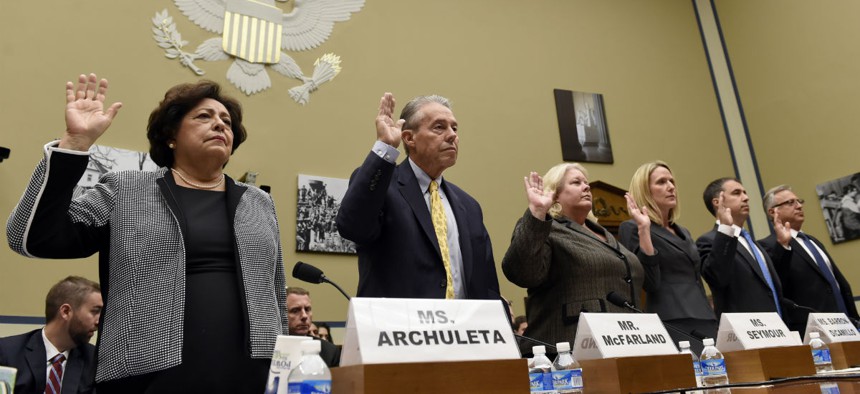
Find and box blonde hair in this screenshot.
[542,162,597,222]
[628,160,680,226]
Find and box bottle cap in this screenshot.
[678,340,690,349]
[809,332,820,339]
[703,337,714,346]
[532,345,546,355]
[556,342,570,352]
[301,339,321,353]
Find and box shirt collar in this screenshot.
[41,328,69,363]
[408,158,443,193]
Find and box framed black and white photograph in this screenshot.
[553,89,613,164]
[815,171,860,243]
[296,174,356,254]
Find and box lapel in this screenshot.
[396,164,442,260]
[24,331,47,392]
[651,223,697,266]
[224,175,247,225]
[61,347,83,394]
[558,216,621,254]
[442,180,473,285]
[790,235,828,279]
[737,235,770,286]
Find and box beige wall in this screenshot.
[714,0,860,297]
[0,0,855,333]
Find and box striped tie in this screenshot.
[429,180,455,299]
[45,353,65,394]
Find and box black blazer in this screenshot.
[619,220,716,322]
[759,232,859,332]
[697,226,792,321]
[0,329,95,394]
[336,152,501,300]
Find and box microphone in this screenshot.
[292,261,351,301]
[514,334,557,351]
[785,300,860,328]
[606,291,642,313]
[605,292,705,345]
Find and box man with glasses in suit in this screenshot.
[759,185,859,333]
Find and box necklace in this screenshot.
[171,168,224,190]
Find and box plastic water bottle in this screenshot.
[678,340,704,388]
[551,342,583,393]
[287,340,331,394]
[808,332,834,373]
[699,338,729,387]
[529,345,554,392]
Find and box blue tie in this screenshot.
[740,229,783,317]
[797,233,848,314]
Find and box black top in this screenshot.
[98,186,269,394]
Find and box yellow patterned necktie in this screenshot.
[429,180,455,299]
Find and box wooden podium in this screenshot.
[331,359,528,394]
[579,353,696,393]
[723,345,815,383]
[831,341,860,370]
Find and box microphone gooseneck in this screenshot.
[514,334,557,350]
[606,291,643,313]
[292,261,352,301]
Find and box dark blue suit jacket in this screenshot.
[336,152,501,300]
[697,226,792,322]
[0,329,95,394]
[760,233,859,332]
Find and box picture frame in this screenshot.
[554,89,614,164]
[296,174,357,254]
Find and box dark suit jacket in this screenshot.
[760,232,859,332]
[697,226,792,322]
[0,329,95,394]
[619,220,716,323]
[503,211,645,352]
[317,338,341,368]
[336,152,501,300]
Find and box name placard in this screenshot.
[803,313,860,344]
[339,298,520,366]
[716,313,799,352]
[572,313,677,360]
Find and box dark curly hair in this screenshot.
[147,80,247,168]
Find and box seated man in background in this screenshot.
[286,287,340,367]
[0,276,102,394]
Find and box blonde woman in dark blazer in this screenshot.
[619,161,717,354]
[502,163,652,353]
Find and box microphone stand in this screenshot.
[322,276,352,301]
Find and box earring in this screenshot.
[169,143,176,149]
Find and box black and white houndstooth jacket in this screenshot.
[6,141,289,382]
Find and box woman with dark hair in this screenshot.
[6,73,287,393]
[619,161,717,355]
[316,322,334,343]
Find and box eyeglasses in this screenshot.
[772,198,804,209]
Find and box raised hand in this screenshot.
[626,192,655,255]
[60,73,122,152]
[375,92,404,148]
[524,171,554,219]
[716,191,734,226]
[625,193,650,228]
[773,211,793,247]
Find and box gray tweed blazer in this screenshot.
[502,210,645,348]
[6,142,288,382]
